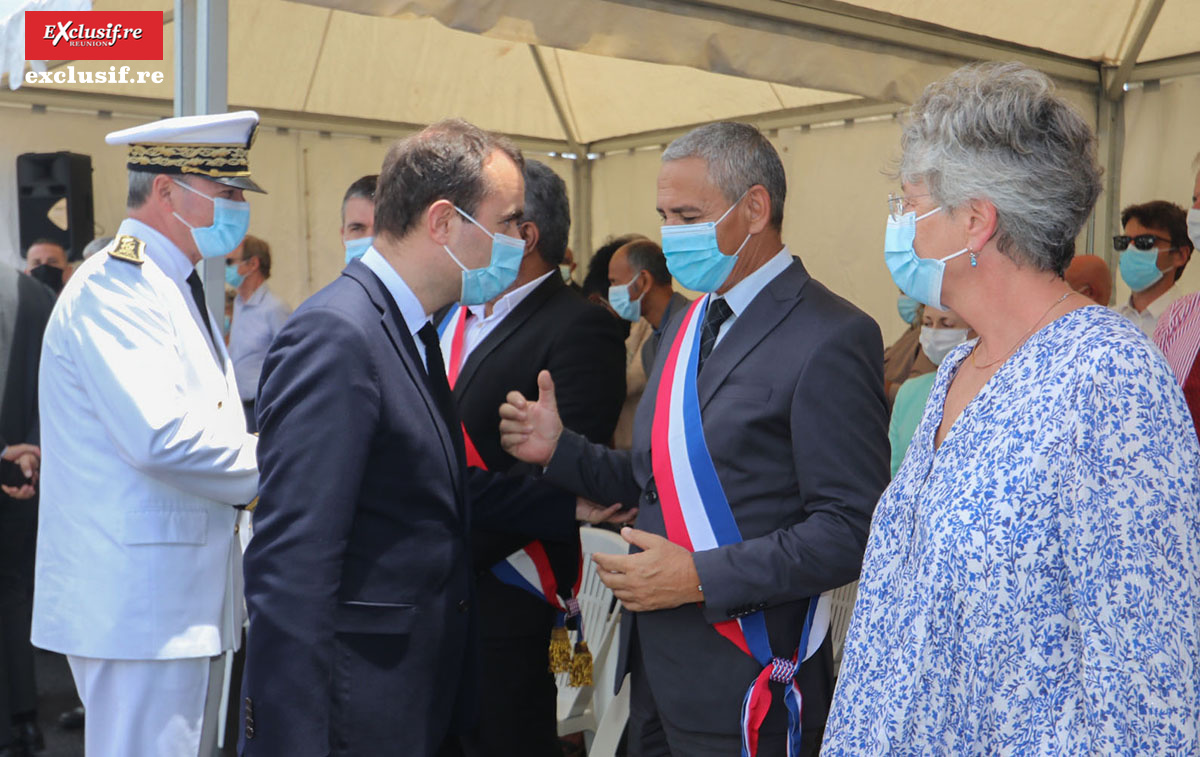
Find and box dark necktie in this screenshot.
[417,323,459,431]
[185,270,218,353]
[697,297,733,375]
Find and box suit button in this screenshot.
[245,724,255,739]
[645,488,658,504]
[457,599,469,612]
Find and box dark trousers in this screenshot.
[625,632,822,757]
[0,499,38,742]
[463,577,561,757]
[242,400,257,433]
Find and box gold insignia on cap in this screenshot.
[127,144,251,178]
[108,235,145,265]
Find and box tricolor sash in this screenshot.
[650,297,831,757]
[436,305,589,680]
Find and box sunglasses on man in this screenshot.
[1112,234,1178,252]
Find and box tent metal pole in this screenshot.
[573,157,594,267]
[1093,94,1124,285]
[529,45,596,257]
[1105,0,1167,100]
[175,0,230,356]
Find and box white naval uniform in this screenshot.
[32,218,259,757]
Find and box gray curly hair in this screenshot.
[899,61,1102,275]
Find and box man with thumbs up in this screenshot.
[500,122,889,756]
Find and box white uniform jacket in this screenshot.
[32,218,259,661]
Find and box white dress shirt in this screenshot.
[1112,284,1183,338]
[229,283,291,401]
[708,246,794,346]
[459,269,556,362]
[360,246,433,371]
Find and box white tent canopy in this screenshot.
[2,0,1198,342]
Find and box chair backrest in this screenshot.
[827,580,859,673]
[556,527,629,714]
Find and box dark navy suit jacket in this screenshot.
[545,257,890,736]
[239,261,576,757]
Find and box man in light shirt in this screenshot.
[1111,200,1193,337]
[226,234,291,431]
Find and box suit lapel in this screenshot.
[696,259,809,411]
[343,262,463,502]
[452,274,561,398]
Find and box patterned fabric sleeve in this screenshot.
[1062,341,1200,753]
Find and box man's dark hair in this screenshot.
[374,119,523,242]
[523,160,570,266]
[25,238,65,259]
[622,239,671,285]
[342,175,377,217]
[583,233,647,298]
[1121,200,1193,281]
[241,234,271,279]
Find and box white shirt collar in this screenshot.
[117,218,195,283]
[710,246,793,316]
[467,269,555,323]
[359,246,428,338]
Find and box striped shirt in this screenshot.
[1154,290,1200,384]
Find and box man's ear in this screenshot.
[744,184,772,235]
[520,221,540,257]
[426,200,458,246]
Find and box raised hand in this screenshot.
[499,370,563,467]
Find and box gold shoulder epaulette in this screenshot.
[108,235,145,265]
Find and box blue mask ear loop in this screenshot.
[715,189,754,257]
[910,205,978,268]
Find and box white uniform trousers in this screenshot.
[68,654,224,757]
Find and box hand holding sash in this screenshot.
[591,526,704,611]
[499,370,563,467]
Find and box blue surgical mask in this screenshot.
[608,276,644,322]
[344,236,373,264]
[660,191,751,292]
[884,207,969,310]
[1118,248,1166,292]
[224,262,245,289]
[172,179,250,259]
[897,293,920,325]
[443,205,525,306]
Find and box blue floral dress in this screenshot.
[823,306,1200,755]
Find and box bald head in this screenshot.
[1064,254,1111,306]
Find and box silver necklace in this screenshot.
[971,291,1075,370]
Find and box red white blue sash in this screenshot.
[437,305,582,615]
[651,297,831,757]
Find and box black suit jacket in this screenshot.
[453,273,625,634]
[0,268,54,449]
[240,261,577,757]
[545,257,890,735]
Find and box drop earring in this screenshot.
[969,250,978,267]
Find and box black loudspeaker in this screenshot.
[17,152,94,262]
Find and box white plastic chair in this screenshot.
[556,526,630,753]
[827,580,859,674]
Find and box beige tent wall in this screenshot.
[1114,74,1200,308]
[588,80,1099,346]
[589,118,909,343]
[0,104,575,308]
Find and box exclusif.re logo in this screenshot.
[25,11,163,61]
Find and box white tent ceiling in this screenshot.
[1,0,1197,340]
[11,0,1199,152]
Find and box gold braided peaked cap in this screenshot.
[105,110,265,194]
